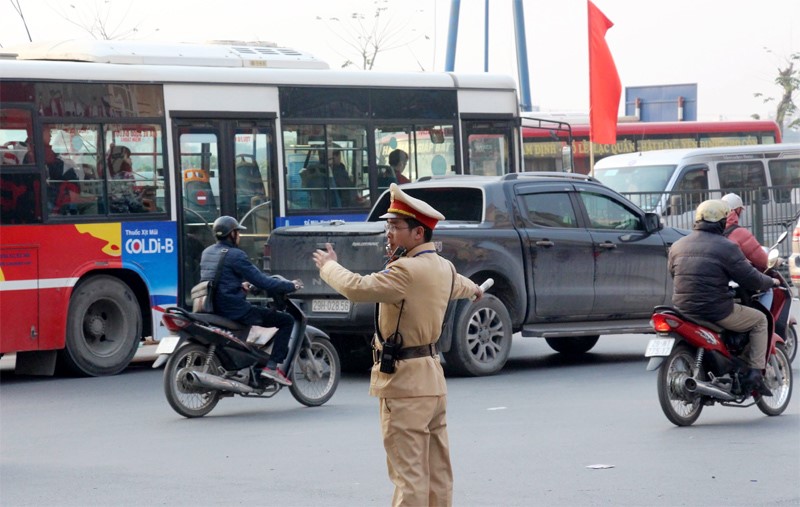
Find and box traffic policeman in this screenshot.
[313,183,482,506]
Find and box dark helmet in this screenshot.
[212,215,246,239]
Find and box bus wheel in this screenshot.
[60,276,142,377]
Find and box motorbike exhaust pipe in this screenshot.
[684,377,736,401]
[185,371,255,395]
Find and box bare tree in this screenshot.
[8,0,33,44]
[753,49,799,136]
[316,0,429,70]
[53,0,158,40]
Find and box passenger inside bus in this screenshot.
[328,149,358,207]
[389,149,410,184]
[107,144,153,213]
[299,150,329,208]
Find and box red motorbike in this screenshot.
[646,234,794,426]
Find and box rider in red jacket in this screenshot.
[721,193,768,270]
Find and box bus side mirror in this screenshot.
[561,146,573,173]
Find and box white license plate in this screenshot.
[155,336,180,355]
[312,299,351,313]
[645,338,675,357]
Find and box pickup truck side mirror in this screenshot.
[644,212,662,233]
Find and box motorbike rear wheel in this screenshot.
[289,337,340,407]
[163,343,221,418]
[756,343,793,416]
[657,342,703,426]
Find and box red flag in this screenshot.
[588,1,621,144]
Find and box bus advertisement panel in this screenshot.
[0,222,178,374]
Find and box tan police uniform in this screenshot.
[318,184,477,507]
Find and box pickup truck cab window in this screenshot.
[520,192,578,228]
[579,192,643,231]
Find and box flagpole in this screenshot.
[587,0,595,178]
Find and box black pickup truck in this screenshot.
[266,173,687,376]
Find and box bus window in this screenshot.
[375,124,456,187]
[0,108,34,166]
[282,124,368,211]
[43,124,102,217]
[106,124,165,214]
[1,173,41,224]
[464,120,515,175]
[234,124,273,270]
[179,131,220,223]
[469,135,508,176]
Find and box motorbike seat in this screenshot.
[191,312,245,331]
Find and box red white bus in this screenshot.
[523,120,783,174]
[0,40,522,376]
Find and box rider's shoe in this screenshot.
[744,368,772,397]
[260,366,292,386]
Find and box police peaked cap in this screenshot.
[379,183,445,230]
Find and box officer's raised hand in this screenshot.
[312,243,338,269]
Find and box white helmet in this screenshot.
[720,193,743,211]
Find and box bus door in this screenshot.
[172,117,277,307]
[462,118,518,175]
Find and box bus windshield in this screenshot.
[594,164,677,210]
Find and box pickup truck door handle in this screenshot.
[535,240,554,247]
[598,242,617,250]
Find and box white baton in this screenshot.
[471,278,494,301]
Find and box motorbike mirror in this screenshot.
[766,248,781,269]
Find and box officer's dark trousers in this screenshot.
[239,306,294,364]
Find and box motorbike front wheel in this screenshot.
[783,324,797,364]
[757,343,793,416]
[657,342,704,426]
[289,337,340,407]
[163,343,221,418]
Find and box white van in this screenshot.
[593,144,800,225]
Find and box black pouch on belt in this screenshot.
[375,300,404,374]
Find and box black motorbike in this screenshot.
[154,284,340,418]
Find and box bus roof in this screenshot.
[5,39,331,69]
[593,143,800,168]
[0,40,518,92]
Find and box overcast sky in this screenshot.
[1,0,797,122]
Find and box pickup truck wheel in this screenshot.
[545,335,599,355]
[443,294,511,376]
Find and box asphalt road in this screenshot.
[1,333,798,507]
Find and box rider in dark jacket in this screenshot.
[200,216,301,386]
[668,199,778,395]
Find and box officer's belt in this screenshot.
[397,343,439,360]
[373,342,439,363]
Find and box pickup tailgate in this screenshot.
[267,221,386,331]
